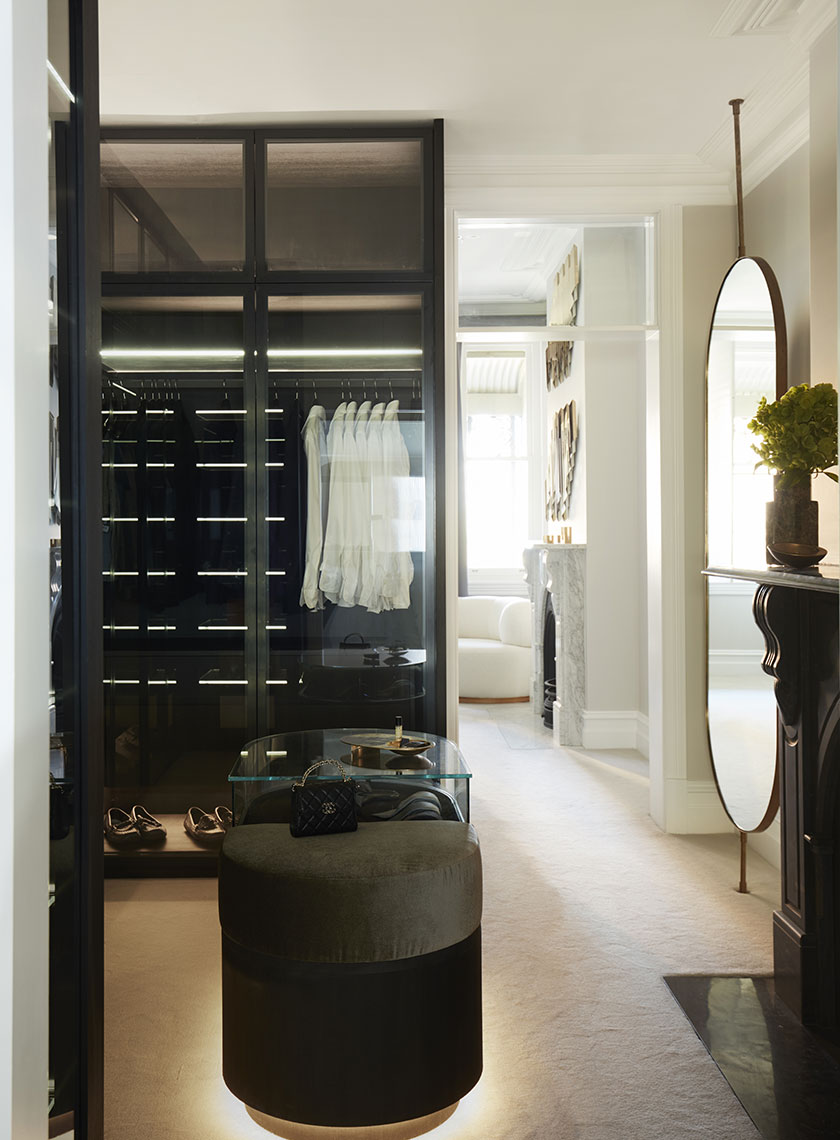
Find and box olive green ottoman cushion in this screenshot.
[218,820,482,962]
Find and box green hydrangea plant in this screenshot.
[748,382,838,487]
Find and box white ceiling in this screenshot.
[98,0,823,169]
[459,222,579,304]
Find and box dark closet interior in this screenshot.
[99,125,445,873]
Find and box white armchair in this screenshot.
[458,596,532,702]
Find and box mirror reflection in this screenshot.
[707,577,778,832]
[706,256,785,833]
[707,257,781,569]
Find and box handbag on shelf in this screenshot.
[340,632,371,650]
[289,758,358,838]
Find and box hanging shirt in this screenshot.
[360,403,386,612]
[318,402,347,604]
[352,401,374,607]
[380,399,414,611]
[338,402,362,607]
[299,404,327,611]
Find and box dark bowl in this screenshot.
[767,542,828,569]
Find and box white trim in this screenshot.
[446,183,732,211]
[647,205,687,830]
[709,649,765,676]
[444,205,461,743]
[581,710,650,756]
[742,110,810,194]
[662,779,733,834]
[788,0,838,51]
[445,154,731,195]
[636,713,650,759]
[707,577,758,596]
[699,61,809,174]
[711,0,802,38]
[747,813,782,870]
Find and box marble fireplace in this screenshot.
[523,543,586,746]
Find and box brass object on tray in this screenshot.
[341,732,434,770]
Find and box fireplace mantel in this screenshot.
[523,543,586,746]
[705,563,840,1026]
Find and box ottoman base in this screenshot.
[246,1101,459,1139]
[222,928,482,1128]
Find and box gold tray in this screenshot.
[340,733,434,769]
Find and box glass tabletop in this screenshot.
[229,728,471,783]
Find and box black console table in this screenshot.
[706,564,840,1026]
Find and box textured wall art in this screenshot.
[546,244,581,387]
[545,399,579,522]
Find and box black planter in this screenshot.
[766,477,819,563]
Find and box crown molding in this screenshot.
[742,106,810,192]
[444,154,732,203]
[700,0,834,191]
[710,0,834,40]
[788,0,837,50]
[711,0,801,38]
[697,58,809,170]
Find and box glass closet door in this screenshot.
[101,294,254,841]
[258,291,434,735]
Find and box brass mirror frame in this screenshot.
[704,254,786,835]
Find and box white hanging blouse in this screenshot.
[299,404,327,611]
[318,402,347,604]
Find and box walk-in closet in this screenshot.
[100,125,445,871]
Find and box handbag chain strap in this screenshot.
[294,758,352,789]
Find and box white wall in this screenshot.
[682,205,737,786]
[583,338,646,719]
[0,0,50,1135]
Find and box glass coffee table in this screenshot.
[229,727,471,824]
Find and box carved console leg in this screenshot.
[753,582,840,1025]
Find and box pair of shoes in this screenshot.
[103,805,167,846]
[183,805,233,844]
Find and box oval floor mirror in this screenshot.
[705,103,784,888]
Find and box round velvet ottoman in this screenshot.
[218,821,483,1135]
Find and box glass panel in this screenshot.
[100,140,245,273]
[230,728,470,824]
[458,220,651,328]
[48,0,75,1130]
[263,293,428,734]
[265,140,423,271]
[102,296,249,837]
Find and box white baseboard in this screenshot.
[709,650,764,677]
[746,813,781,871]
[636,713,649,759]
[662,777,732,833]
[581,710,649,756]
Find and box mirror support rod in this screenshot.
[729,98,746,258]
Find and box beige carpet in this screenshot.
[104,703,778,1139]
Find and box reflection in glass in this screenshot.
[100,140,246,273]
[265,140,423,272]
[102,296,248,810]
[264,293,428,734]
[706,256,785,835]
[707,578,777,832]
[707,258,779,569]
[49,0,76,1130]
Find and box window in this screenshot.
[463,352,528,573]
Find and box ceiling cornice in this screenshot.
[711,0,802,38]
[445,154,731,202]
[700,0,835,190]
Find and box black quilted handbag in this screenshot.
[289,758,358,838]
